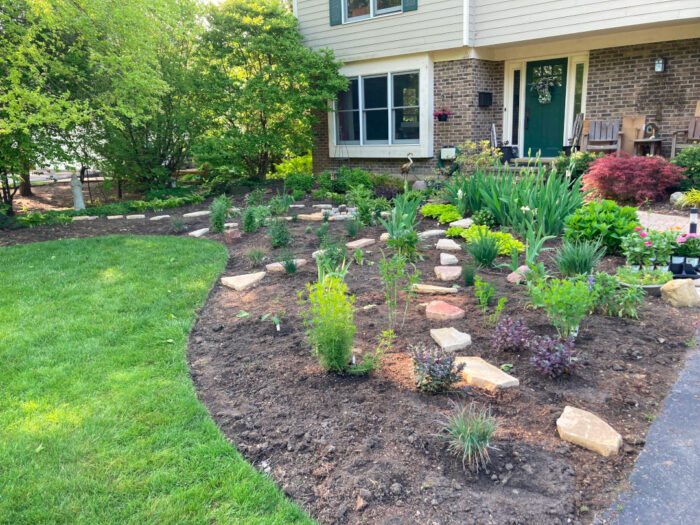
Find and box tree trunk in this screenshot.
[19,164,32,197]
[70,171,86,211]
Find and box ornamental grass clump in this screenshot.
[529,336,581,378]
[555,239,605,277]
[491,318,534,353]
[436,403,497,473]
[209,194,232,233]
[302,275,356,374]
[410,344,465,394]
[466,231,500,268]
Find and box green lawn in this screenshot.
[0,236,310,524]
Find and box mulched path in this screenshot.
[4,195,699,525]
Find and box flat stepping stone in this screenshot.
[426,300,465,320]
[312,204,332,209]
[412,284,458,295]
[430,327,471,352]
[449,218,473,228]
[328,214,353,221]
[221,271,266,291]
[346,238,375,250]
[418,229,446,240]
[150,215,170,221]
[380,232,390,241]
[107,215,124,220]
[434,266,462,281]
[455,356,519,392]
[556,406,622,457]
[224,222,238,229]
[230,207,240,213]
[289,204,305,208]
[265,259,308,272]
[188,227,209,238]
[72,216,98,221]
[436,238,461,251]
[440,253,459,265]
[298,213,324,221]
[183,210,210,218]
[126,214,145,219]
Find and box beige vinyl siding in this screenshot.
[297,0,464,63]
[474,0,700,47]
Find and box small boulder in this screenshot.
[380,232,390,241]
[507,265,531,284]
[434,266,462,281]
[670,191,684,206]
[312,204,332,209]
[72,216,98,221]
[440,253,459,265]
[661,278,700,307]
[412,180,427,191]
[107,215,124,220]
[426,301,465,321]
[556,406,622,457]
[418,229,447,240]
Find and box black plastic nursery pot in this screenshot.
[499,146,515,162]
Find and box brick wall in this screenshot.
[586,38,700,157]
[312,58,505,177]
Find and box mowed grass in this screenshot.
[0,236,310,525]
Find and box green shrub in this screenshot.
[303,275,356,374]
[316,222,329,244]
[420,203,462,224]
[462,264,476,286]
[564,200,640,254]
[345,219,359,238]
[552,151,600,180]
[291,188,306,201]
[527,277,594,337]
[285,172,315,193]
[672,145,700,191]
[268,218,292,248]
[209,195,231,233]
[242,207,259,233]
[319,166,373,194]
[437,403,498,473]
[268,189,294,215]
[347,185,375,226]
[590,272,645,319]
[245,188,266,206]
[273,154,313,180]
[467,231,500,268]
[555,239,605,277]
[472,208,496,228]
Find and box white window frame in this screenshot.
[502,52,589,158]
[344,0,402,23]
[329,54,433,159]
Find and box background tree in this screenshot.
[195,0,346,182]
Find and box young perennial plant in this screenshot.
[527,277,594,338]
[491,318,534,353]
[436,403,498,473]
[529,336,581,378]
[410,344,465,394]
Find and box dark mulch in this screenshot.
[4,194,698,524]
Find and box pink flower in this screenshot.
[689,233,700,238]
[645,241,653,246]
[634,227,643,231]
[677,236,687,243]
[639,232,648,237]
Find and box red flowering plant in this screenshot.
[622,228,675,266]
[433,107,452,120]
[582,152,685,204]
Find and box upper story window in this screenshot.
[345,0,400,21]
[330,0,415,26]
[336,71,420,146]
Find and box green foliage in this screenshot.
[564,200,641,254]
[268,189,294,215]
[378,252,421,331]
[245,188,267,206]
[315,243,350,281]
[195,1,345,181]
[319,166,373,194]
[316,222,329,244]
[345,219,359,238]
[616,267,672,286]
[555,239,605,277]
[242,207,259,233]
[672,145,700,191]
[302,275,356,374]
[420,203,462,224]
[0,236,307,523]
[523,225,555,267]
[291,188,306,201]
[466,231,500,268]
[590,272,646,319]
[281,252,298,275]
[379,191,422,260]
[472,208,496,228]
[621,229,675,266]
[410,345,465,394]
[170,218,185,233]
[246,247,267,266]
[272,154,313,180]
[449,225,524,256]
[488,297,508,327]
[209,194,232,233]
[462,264,476,286]
[552,151,601,180]
[268,218,292,248]
[437,403,497,473]
[527,278,594,337]
[346,185,376,225]
[474,276,494,317]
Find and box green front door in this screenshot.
[524,58,567,158]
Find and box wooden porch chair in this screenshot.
[671,117,700,158]
[582,119,622,153]
[569,113,584,152]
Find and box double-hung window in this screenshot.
[336,71,419,146]
[345,0,402,22]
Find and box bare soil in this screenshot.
[4,189,698,525]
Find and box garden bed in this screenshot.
[4,194,697,524]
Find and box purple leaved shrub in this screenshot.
[410,344,465,393]
[529,336,582,378]
[491,317,534,353]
